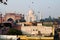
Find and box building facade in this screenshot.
[0,13,23,23]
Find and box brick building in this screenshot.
[0,13,23,23]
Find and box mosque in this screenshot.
[25,9,36,22]
[0,9,37,23]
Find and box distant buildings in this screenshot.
[0,9,55,37]
[0,13,24,23]
[0,9,37,23]
[26,9,36,22]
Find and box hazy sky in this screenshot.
[0,0,60,19]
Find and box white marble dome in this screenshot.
[29,9,34,15]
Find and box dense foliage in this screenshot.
[7,28,22,35]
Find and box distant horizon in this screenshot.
[1,12,59,20]
[0,0,60,19]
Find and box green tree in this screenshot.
[58,17,60,19]
[7,28,22,35]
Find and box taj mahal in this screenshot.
[25,9,36,22]
[0,9,37,23]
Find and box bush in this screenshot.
[7,28,22,35]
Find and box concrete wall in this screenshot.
[21,26,53,36]
[17,22,53,36]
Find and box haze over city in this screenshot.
[0,0,60,19]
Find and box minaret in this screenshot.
[40,12,42,20]
[38,11,42,20]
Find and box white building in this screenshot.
[26,9,36,22]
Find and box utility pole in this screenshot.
[1,14,2,23]
[0,12,2,23]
